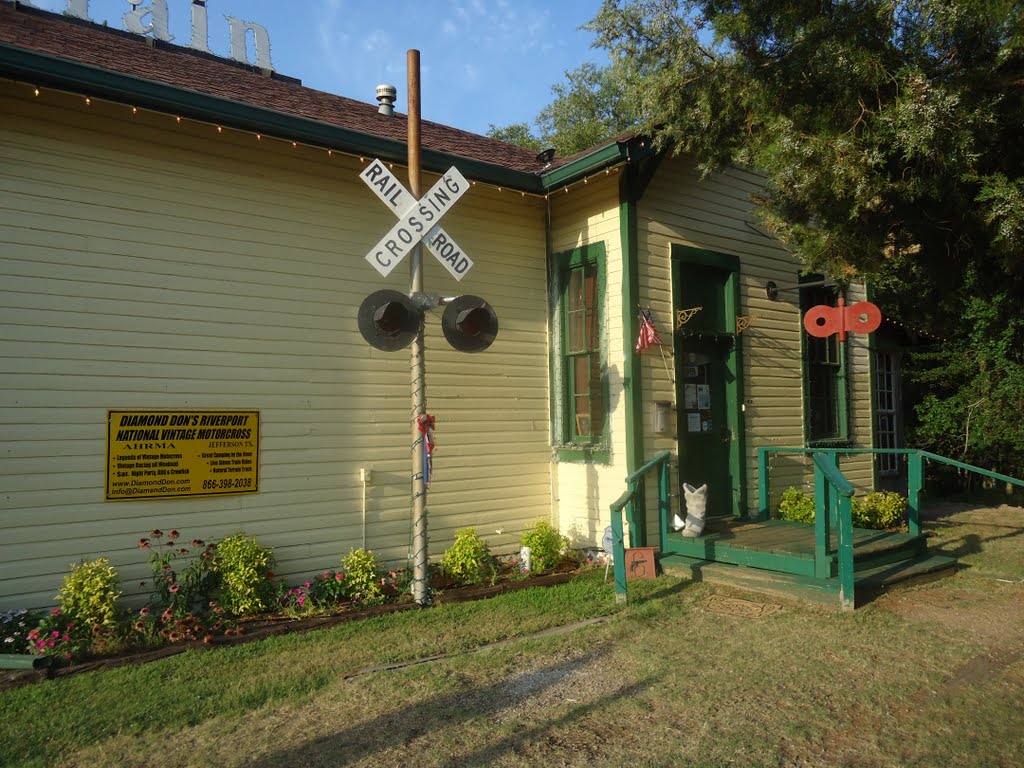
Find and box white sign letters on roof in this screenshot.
[34,0,274,71]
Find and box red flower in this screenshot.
[335,572,344,581]
[266,572,275,579]
[169,583,180,593]
[138,538,151,549]
[50,608,62,616]
[139,607,151,616]
[168,530,180,540]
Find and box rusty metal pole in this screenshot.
[407,49,429,605]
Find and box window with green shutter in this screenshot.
[800,277,849,444]
[553,243,608,462]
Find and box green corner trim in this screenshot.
[540,142,629,189]
[620,166,642,475]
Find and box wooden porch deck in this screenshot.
[658,517,957,606]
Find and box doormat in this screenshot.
[702,595,784,618]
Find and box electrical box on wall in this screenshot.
[653,401,674,435]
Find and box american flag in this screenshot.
[635,308,662,351]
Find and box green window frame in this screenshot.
[553,243,609,462]
[800,277,850,445]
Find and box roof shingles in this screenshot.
[0,3,558,174]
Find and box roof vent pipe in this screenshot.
[376,84,397,116]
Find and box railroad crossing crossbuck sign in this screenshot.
[361,159,474,280]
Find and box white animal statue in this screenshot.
[672,483,708,537]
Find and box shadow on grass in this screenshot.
[246,645,653,768]
[626,575,693,605]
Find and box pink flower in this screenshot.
[335,573,344,581]
[151,529,163,538]
[138,538,151,549]
[51,608,62,616]
[27,628,39,641]
[65,652,72,659]
[304,581,311,589]
[139,607,151,616]
[169,584,180,593]
[168,530,180,540]
[51,630,61,638]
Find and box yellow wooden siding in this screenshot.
[547,173,632,547]
[0,83,550,609]
[637,156,874,518]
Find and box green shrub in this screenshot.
[441,528,498,586]
[214,533,277,616]
[520,520,568,573]
[339,548,384,606]
[57,557,122,635]
[777,487,815,523]
[852,491,907,530]
[30,558,123,660]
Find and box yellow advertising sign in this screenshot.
[106,410,259,501]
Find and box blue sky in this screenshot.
[29,0,609,135]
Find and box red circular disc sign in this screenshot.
[845,301,882,334]
[803,305,840,338]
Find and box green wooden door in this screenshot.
[676,337,734,517]
[672,248,745,518]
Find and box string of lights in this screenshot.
[14,79,629,201]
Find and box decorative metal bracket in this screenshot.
[676,306,703,329]
[735,315,760,334]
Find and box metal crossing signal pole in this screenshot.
[407,50,429,606]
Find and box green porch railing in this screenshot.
[758,447,1024,537]
[811,452,857,609]
[609,451,672,603]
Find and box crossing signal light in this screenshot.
[442,294,499,353]
[357,289,422,351]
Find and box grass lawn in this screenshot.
[1,501,1021,767]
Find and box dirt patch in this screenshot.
[875,587,1024,646]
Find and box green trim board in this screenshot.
[539,138,658,191]
[0,43,544,193]
[670,245,746,517]
[551,242,611,464]
[619,165,643,475]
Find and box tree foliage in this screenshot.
[587,0,1024,280]
[581,0,1024,476]
[485,122,544,152]
[488,61,641,156]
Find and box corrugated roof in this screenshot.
[0,3,572,176]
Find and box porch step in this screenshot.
[658,553,840,607]
[658,551,958,609]
[853,554,958,594]
[851,532,927,573]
